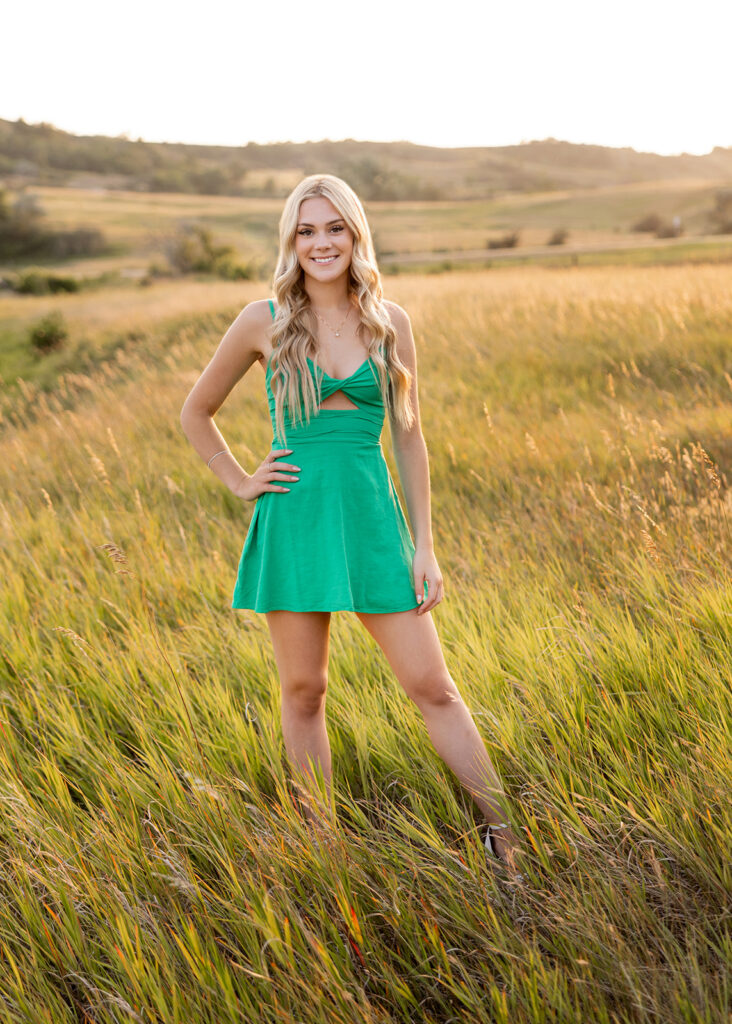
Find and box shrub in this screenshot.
[46,227,106,258]
[486,232,520,250]
[632,213,663,233]
[335,157,441,201]
[217,258,260,280]
[13,269,80,294]
[548,228,568,246]
[708,189,732,234]
[0,189,106,260]
[0,188,47,258]
[29,311,68,352]
[655,219,683,239]
[144,260,169,281]
[13,270,51,295]
[161,223,261,279]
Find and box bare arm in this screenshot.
[179,299,299,499]
[386,301,434,551]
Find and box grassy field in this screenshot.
[1,181,730,401]
[0,264,730,1022]
[4,178,731,281]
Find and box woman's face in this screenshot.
[294,195,354,282]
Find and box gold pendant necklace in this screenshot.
[312,305,352,337]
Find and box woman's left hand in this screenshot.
[412,547,444,614]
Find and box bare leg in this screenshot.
[265,610,334,826]
[355,606,524,872]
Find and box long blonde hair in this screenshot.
[269,174,414,445]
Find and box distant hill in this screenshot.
[2,117,732,200]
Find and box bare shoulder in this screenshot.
[383,299,411,332]
[235,297,275,340]
[382,300,416,367]
[222,297,276,365]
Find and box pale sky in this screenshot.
[4,0,730,156]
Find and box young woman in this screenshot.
[180,174,525,880]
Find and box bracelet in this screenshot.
[207,449,229,468]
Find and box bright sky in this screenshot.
[4,0,730,156]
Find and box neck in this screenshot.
[303,276,352,311]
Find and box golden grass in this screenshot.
[0,263,729,1022]
[0,277,264,333]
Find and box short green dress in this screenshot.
[232,299,424,613]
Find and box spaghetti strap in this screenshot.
[268,298,275,320]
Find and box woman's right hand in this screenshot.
[233,448,300,501]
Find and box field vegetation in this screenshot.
[1,177,731,301]
[0,264,729,1022]
[5,117,732,198]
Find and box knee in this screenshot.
[404,670,460,709]
[282,673,328,717]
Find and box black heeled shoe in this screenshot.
[484,821,526,883]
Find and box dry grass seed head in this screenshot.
[99,542,135,577]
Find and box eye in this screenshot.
[298,229,312,236]
[331,224,344,232]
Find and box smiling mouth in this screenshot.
[312,255,338,263]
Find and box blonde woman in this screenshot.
[180,174,525,881]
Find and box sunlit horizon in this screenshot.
[4,113,731,159]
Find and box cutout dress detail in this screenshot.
[231,300,424,612]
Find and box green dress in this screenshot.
[232,299,425,613]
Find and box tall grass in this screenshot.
[0,265,729,1022]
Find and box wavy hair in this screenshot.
[268,173,414,445]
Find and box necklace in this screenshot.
[311,304,352,337]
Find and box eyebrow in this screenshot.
[297,218,345,227]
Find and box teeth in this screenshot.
[313,256,337,263]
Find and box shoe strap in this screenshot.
[485,823,511,855]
